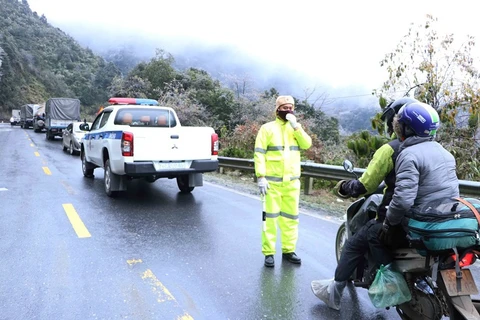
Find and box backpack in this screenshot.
[407,197,480,252]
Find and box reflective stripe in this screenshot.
[266,212,298,220]
[262,146,298,152]
[267,146,284,151]
[266,176,300,182]
[266,176,283,182]
[266,213,280,218]
[280,211,299,220]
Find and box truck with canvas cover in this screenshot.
[19,104,38,129]
[45,98,81,140]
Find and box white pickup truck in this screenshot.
[81,97,219,197]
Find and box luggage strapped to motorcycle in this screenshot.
[428,197,480,291]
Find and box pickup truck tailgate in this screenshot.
[131,127,214,161]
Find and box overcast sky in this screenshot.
[26,0,480,96]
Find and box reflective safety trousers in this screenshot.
[262,179,301,255]
[254,118,312,255]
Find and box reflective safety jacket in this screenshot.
[341,137,400,220]
[254,118,312,182]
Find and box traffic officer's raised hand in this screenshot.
[285,113,299,129]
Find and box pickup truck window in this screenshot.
[91,114,102,130]
[99,111,111,128]
[114,108,177,127]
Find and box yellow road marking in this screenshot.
[127,259,143,266]
[62,203,91,238]
[34,152,40,157]
[141,269,176,303]
[133,263,193,319]
[42,167,51,175]
[177,313,194,320]
[30,143,34,147]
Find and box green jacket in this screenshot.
[342,138,401,219]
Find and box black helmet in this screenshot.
[381,97,419,134]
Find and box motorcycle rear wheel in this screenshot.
[396,290,442,320]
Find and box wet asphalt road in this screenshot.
[2,122,475,320]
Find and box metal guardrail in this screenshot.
[217,156,480,197]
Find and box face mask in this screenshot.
[277,110,294,121]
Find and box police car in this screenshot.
[81,97,219,197]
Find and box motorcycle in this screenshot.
[335,159,480,320]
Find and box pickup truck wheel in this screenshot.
[177,175,194,193]
[104,159,119,197]
[81,152,94,178]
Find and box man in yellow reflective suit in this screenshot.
[254,95,312,267]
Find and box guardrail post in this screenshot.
[304,177,313,195]
[218,167,224,174]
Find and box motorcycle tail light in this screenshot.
[451,252,476,267]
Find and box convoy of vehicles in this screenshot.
[80,97,219,197]
[45,98,81,140]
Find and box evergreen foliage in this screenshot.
[0,0,120,116]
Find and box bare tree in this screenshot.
[373,14,480,179]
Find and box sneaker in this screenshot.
[264,255,274,267]
[282,252,301,264]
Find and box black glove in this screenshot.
[334,180,350,199]
[378,219,394,245]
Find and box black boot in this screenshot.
[282,252,301,264]
[264,255,274,267]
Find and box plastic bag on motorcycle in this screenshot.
[368,264,411,308]
[407,197,480,253]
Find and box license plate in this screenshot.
[440,268,478,296]
[153,161,191,171]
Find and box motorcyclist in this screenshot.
[369,101,459,264]
[310,97,418,310]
